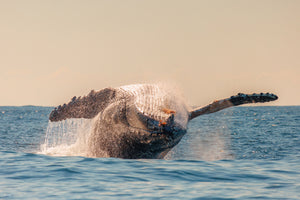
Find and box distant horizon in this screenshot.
[1,103,298,108]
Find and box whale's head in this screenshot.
[115,84,189,158]
[90,84,189,158]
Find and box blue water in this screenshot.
[0,106,299,199]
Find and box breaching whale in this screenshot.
[49,84,278,159]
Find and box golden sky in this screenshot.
[0,0,299,106]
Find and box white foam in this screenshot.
[39,118,94,157]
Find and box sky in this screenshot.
[0,0,299,106]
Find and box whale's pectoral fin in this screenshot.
[189,92,278,120]
[49,88,117,122]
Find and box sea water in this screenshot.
[0,106,299,199]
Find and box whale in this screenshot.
[49,84,278,159]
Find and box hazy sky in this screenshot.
[0,0,299,106]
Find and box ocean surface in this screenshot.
[0,106,299,199]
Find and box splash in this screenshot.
[165,129,235,161]
[39,118,95,157]
[189,131,234,161]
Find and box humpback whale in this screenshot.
[49,84,278,159]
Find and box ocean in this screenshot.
[0,106,299,199]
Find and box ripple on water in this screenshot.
[0,106,300,199]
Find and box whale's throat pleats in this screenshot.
[119,84,189,130]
